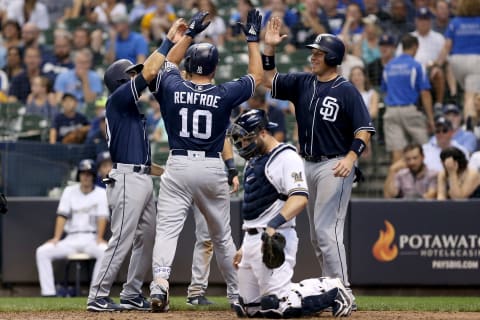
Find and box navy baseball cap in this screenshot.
[379,34,395,46]
[443,104,461,114]
[435,116,453,130]
[416,7,434,19]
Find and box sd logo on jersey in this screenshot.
[320,96,339,122]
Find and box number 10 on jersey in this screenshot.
[179,108,212,139]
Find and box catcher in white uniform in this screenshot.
[228,110,353,318]
[36,159,109,296]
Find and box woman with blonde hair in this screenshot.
[437,146,480,199]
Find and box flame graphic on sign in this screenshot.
[372,220,398,262]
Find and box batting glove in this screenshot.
[238,9,262,42]
[185,11,211,38]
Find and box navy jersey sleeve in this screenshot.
[109,73,149,113]
[271,72,305,102]
[342,83,376,135]
[219,75,255,108]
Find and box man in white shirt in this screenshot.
[36,159,109,296]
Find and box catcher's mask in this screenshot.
[227,109,277,160]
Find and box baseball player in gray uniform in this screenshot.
[86,20,187,312]
[148,10,263,312]
[262,18,375,309]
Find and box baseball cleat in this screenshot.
[120,294,151,311]
[87,297,124,312]
[186,295,214,306]
[151,293,169,313]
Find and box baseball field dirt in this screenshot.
[1,310,480,320]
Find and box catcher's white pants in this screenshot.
[237,227,298,304]
[36,233,107,296]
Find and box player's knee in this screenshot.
[36,243,50,259]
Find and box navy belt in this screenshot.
[113,163,151,174]
[171,149,220,158]
[246,228,265,235]
[303,154,343,162]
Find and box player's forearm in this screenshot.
[221,138,234,160]
[166,35,192,66]
[278,195,308,222]
[247,42,263,86]
[262,44,277,89]
[53,216,66,240]
[96,217,107,241]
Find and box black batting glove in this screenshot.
[227,168,239,186]
[238,9,262,42]
[185,11,211,38]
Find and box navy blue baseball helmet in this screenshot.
[184,43,219,75]
[227,109,277,160]
[306,34,345,66]
[104,59,144,93]
[76,159,96,181]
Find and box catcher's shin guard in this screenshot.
[302,287,338,316]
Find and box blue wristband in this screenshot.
[267,214,287,229]
[224,158,235,170]
[350,138,366,158]
[262,53,275,71]
[157,38,174,56]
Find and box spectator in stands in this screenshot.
[382,0,415,42]
[468,92,480,144]
[39,0,75,25]
[105,14,149,65]
[95,151,113,188]
[437,146,480,199]
[442,104,477,154]
[353,14,382,65]
[397,7,446,111]
[363,0,391,25]
[246,86,287,142]
[384,143,438,199]
[88,0,127,27]
[432,0,451,34]
[35,158,108,297]
[129,0,156,24]
[140,0,177,46]
[0,68,8,102]
[423,116,469,172]
[261,0,299,32]
[367,33,395,87]
[350,66,379,121]
[6,0,50,30]
[339,40,364,79]
[49,93,90,144]
[437,0,480,124]
[192,0,226,48]
[339,3,364,49]
[25,75,58,123]
[284,0,329,53]
[3,47,24,80]
[42,30,75,79]
[382,34,434,164]
[321,0,345,34]
[226,0,254,42]
[53,48,103,110]
[0,20,22,68]
[69,0,97,19]
[8,46,47,104]
[20,22,54,64]
[71,27,103,67]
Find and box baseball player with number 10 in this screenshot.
[228,109,353,318]
[262,17,376,308]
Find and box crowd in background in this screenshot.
[0,0,480,198]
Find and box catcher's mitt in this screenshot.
[261,231,286,269]
[0,193,7,214]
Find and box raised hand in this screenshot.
[264,16,288,46]
[185,11,211,38]
[167,18,188,43]
[238,9,262,42]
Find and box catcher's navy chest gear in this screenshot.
[271,74,375,158]
[151,62,255,153]
[242,145,292,220]
[105,74,151,165]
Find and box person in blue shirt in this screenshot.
[86,18,187,312]
[436,0,480,125]
[382,33,434,164]
[105,14,150,65]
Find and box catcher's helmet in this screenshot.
[306,34,345,66]
[227,109,277,160]
[76,159,96,181]
[104,59,144,94]
[184,43,219,75]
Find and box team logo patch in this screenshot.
[320,96,339,122]
[291,172,303,183]
[197,66,203,74]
